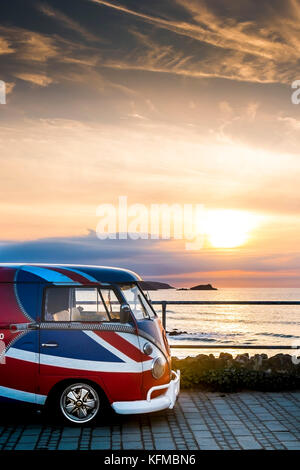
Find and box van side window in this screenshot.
[44,287,121,322]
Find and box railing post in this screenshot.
[161,301,167,330]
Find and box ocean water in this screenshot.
[149,288,300,358]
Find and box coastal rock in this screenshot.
[168,330,188,336]
[249,354,269,370]
[235,353,250,365]
[171,353,300,392]
[219,352,233,361]
[268,353,295,372]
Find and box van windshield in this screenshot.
[120,284,156,320]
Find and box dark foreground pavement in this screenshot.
[0,391,299,450]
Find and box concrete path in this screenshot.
[0,391,299,450]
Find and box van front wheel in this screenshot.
[59,383,100,424]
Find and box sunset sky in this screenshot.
[0,0,300,286]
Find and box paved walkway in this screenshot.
[0,391,299,450]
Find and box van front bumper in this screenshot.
[112,370,180,415]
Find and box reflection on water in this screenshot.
[149,288,300,357]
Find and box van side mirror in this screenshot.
[120,304,131,324]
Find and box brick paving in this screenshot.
[0,391,299,450]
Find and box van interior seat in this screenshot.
[71,308,83,321]
[53,310,71,321]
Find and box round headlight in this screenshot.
[152,356,166,379]
[143,342,153,355]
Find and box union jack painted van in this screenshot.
[0,264,180,424]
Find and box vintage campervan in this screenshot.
[0,264,179,424]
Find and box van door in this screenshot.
[0,282,39,405]
[39,285,144,402]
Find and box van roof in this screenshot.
[0,264,142,284]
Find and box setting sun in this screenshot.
[203,210,260,248]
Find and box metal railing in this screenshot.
[151,300,300,350]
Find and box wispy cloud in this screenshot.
[91,0,298,59]
[99,29,284,84]
[15,73,54,87]
[37,2,103,43]
[0,26,58,62]
[0,37,15,55]
[90,0,300,83]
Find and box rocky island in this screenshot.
[177,283,218,290]
[190,283,217,290]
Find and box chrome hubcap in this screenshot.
[60,383,99,423]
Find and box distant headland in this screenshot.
[139,281,217,291]
[138,281,175,291]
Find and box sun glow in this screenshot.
[202,210,260,248]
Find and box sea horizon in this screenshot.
[149,287,300,358]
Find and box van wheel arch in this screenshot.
[45,378,111,422]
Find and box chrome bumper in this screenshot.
[112,370,180,415]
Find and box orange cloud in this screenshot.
[0,37,15,55]
[15,73,53,87]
